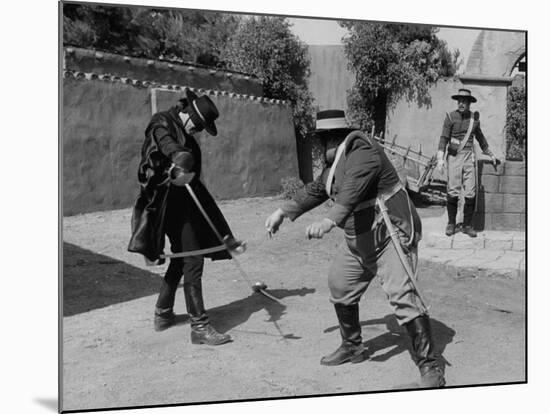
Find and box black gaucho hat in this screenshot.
[185,89,219,136]
[451,88,477,103]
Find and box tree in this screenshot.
[62,3,240,67]
[506,85,526,161]
[222,16,314,137]
[339,21,461,134]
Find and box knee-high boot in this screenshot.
[184,281,232,346]
[404,315,446,388]
[445,195,459,236]
[320,304,366,366]
[462,197,477,237]
[153,260,182,331]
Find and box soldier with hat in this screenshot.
[265,111,446,388]
[436,89,498,237]
[128,90,243,346]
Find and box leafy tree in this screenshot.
[222,16,314,137]
[339,21,461,134]
[62,3,240,67]
[506,85,526,161]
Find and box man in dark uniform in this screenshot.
[436,89,498,237]
[265,123,446,388]
[128,90,243,346]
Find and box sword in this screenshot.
[183,183,285,306]
[376,197,430,312]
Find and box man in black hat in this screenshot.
[128,90,242,346]
[436,89,498,237]
[265,111,446,388]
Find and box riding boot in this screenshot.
[462,197,477,237]
[321,304,366,366]
[184,281,232,346]
[153,260,182,331]
[404,315,446,388]
[445,195,459,236]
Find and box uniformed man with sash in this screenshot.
[436,89,498,237]
[265,111,446,388]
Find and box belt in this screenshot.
[353,182,404,212]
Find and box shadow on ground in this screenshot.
[325,314,455,368]
[63,242,162,317]
[208,287,316,338]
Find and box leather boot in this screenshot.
[321,304,366,366]
[462,197,477,238]
[184,281,232,346]
[154,307,176,332]
[445,195,459,236]
[404,315,445,388]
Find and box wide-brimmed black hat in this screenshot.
[451,88,477,103]
[185,89,219,136]
[314,110,354,132]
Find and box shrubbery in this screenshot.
[506,85,526,161]
[280,177,304,200]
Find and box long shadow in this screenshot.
[63,242,163,317]
[208,287,316,339]
[325,314,455,368]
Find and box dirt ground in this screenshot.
[62,197,525,412]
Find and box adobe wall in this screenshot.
[64,47,263,97]
[62,74,298,216]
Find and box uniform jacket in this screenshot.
[128,106,232,263]
[282,131,421,246]
[438,110,491,154]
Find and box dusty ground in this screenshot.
[62,197,525,412]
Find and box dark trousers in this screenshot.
[156,211,208,327]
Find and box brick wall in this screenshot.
[474,160,526,231]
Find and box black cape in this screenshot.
[127,107,233,263]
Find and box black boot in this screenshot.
[321,304,366,366]
[446,195,459,236]
[154,307,176,332]
[462,197,477,237]
[404,315,445,388]
[153,261,183,332]
[184,281,232,346]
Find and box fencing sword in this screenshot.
[376,197,430,313]
[183,183,285,306]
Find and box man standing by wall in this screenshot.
[128,90,243,346]
[436,89,498,237]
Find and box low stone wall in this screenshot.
[474,160,526,231]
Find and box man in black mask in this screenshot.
[129,90,243,346]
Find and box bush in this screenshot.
[280,177,304,200]
[506,85,526,161]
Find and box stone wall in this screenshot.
[62,75,298,216]
[475,160,526,231]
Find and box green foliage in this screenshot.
[280,176,305,200]
[506,85,526,161]
[339,22,460,134]
[62,4,240,67]
[222,17,315,137]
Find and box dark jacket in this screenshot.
[438,110,490,153]
[281,131,421,245]
[128,106,232,263]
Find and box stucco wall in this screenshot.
[62,77,298,216]
[385,77,507,162]
[466,31,526,77]
[308,45,355,111]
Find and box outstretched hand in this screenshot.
[265,208,285,236]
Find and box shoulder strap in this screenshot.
[457,115,475,153]
[325,137,348,196]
